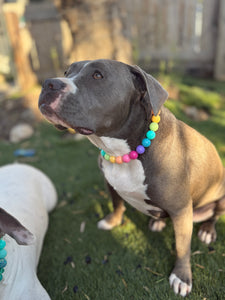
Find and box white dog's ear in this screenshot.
[0,208,35,245]
[130,65,168,117]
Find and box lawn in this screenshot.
[0,74,225,299]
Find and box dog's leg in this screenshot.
[97,183,126,230]
[198,194,225,244]
[169,203,193,297]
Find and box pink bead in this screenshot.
[122,154,131,163]
[129,151,138,159]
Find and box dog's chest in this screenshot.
[89,136,162,216]
[102,159,153,214]
[103,159,165,217]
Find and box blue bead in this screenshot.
[0,240,6,250]
[0,258,7,269]
[0,249,7,259]
[146,130,156,140]
[100,150,105,157]
[142,138,151,147]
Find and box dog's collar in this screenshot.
[100,113,160,164]
[0,238,7,282]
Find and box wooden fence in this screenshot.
[1,0,225,85]
[117,0,225,78]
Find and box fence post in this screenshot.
[215,0,225,80]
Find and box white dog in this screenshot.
[0,164,57,300]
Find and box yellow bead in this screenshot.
[68,128,76,134]
[110,156,116,163]
[152,115,160,123]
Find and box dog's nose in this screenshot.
[42,79,65,91]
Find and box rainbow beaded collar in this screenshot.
[100,113,160,164]
[0,238,7,282]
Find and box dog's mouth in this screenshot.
[39,103,94,136]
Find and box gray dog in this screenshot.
[39,59,225,297]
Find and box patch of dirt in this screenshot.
[0,97,37,140]
[0,84,44,140]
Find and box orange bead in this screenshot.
[110,156,116,163]
[152,115,160,123]
[115,156,123,164]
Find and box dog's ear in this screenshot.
[130,65,168,117]
[0,208,35,245]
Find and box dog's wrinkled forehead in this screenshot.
[65,59,132,81]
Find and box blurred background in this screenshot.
[1,0,225,88]
[0,0,224,125]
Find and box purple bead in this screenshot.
[136,145,145,154]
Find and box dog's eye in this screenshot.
[93,71,103,80]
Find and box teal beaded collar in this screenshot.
[100,113,161,164]
[0,238,7,282]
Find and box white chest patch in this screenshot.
[88,135,162,216]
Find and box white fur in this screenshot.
[0,164,57,300]
[88,136,162,216]
[97,219,114,230]
[169,273,192,297]
[54,77,78,94]
[149,219,166,232]
[198,229,214,244]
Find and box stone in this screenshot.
[9,123,34,143]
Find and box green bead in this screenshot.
[149,122,159,132]
[0,268,4,274]
[0,274,2,281]
[104,154,110,161]
[0,240,6,250]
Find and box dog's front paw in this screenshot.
[169,273,192,297]
[97,219,114,230]
[149,219,166,232]
[97,211,124,230]
[198,221,217,244]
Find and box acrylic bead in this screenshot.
[149,122,159,132]
[142,138,151,147]
[146,130,156,140]
[0,249,7,259]
[136,145,145,154]
[122,154,130,163]
[110,156,116,163]
[100,150,105,157]
[0,258,7,269]
[129,151,138,160]
[116,156,123,164]
[152,115,160,123]
[0,274,2,281]
[104,154,110,161]
[0,268,4,274]
[0,240,6,250]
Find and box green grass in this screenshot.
[0,74,225,299]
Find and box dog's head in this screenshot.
[38,59,168,136]
[0,208,35,245]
